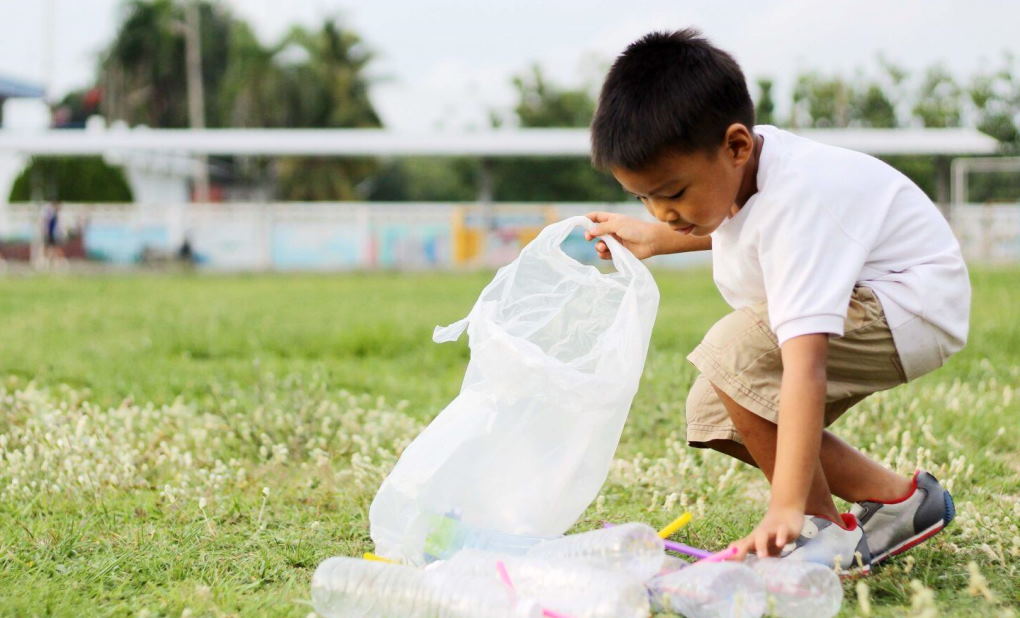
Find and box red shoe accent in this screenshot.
[860,469,920,505]
[839,513,860,531]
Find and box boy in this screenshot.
[584,29,968,573]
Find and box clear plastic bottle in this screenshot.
[421,513,553,562]
[646,561,767,618]
[747,557,843,618]
[657,554,690,576]
[436,548,650,618]
[311,556,541,618]
[525,522,665,580]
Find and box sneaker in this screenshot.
[779,513,872,575]
[850,470,955,565]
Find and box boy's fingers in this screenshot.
[776,525,788,549]
[585,212,619,240]
[755,531,771,559]
[729,539,748,561]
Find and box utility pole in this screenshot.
[183,1,210,202]
[43,0,55,102]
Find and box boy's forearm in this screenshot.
[770,335,829,513]
[652,223,712,256]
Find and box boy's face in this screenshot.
[610,124,757,237]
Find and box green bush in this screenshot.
[8,156,133,202]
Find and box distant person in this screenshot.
[584,30,968,574]
[41,200,66,265]
[178,233,196,266]
[178,237,193,261]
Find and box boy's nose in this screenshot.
[649,201,680,224]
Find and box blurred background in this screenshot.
[0,0,1019,271]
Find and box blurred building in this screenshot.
[0,75,45,126]
[0,76,47,222]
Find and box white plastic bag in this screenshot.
[369,216,660,563]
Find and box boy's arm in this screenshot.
[585,213,711,260]
[731,333,829,558]
[771,333,828,512]
[651,223,712,255]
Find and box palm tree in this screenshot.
[272,20,382,200]
[97,2,383,200]
[99,0,232,128]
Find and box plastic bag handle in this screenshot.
[432,215,644,344]
[433,316,469,343]
[533,215,641,278]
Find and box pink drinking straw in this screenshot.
[495,560,575,618]
[693,546,739,565]
[495,561,516,596]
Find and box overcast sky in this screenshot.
[1,0,1019,131]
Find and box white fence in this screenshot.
[1,201,1017,270]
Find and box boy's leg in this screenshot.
[684,286,915,509]
[686,287,954,565]
[711,386,912,516]
[704,431,913,504]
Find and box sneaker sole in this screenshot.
[871,490,955,565]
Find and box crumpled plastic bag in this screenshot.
[369,215,660,563]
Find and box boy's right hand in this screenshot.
[584,211,661,261]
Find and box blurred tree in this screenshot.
[755,79,775,125]
[270,21,381,200]
[367,158,479,202]
[965,54,1020,200]
[912,65,963,128]
[875,54,910,122]
[490,65,623,202]
[789,67,897,129]
[218,21,284,127]
[96,3,382,200]
[852,83,897,128]
[99,0,232,128]
[968,53,1020,151]
[791,72,851,128]
[9,157,133,202]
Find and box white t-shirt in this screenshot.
[710,125,970,380]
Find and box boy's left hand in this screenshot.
[728,505,805,560]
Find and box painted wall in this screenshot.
[2,201,1013,269]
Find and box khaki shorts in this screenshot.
[685,286,908,447]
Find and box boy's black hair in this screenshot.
[591,29,755,171]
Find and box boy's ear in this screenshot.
[723,123,755,166]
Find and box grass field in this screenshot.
[0,269,1017,616]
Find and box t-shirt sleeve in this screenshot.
[757,199,869,345]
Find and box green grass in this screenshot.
[0,269,1017,616]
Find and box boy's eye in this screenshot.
[668,189,686,200]
[633,194,647,202]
